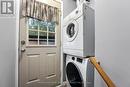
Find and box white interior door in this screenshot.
[19,15,61,87]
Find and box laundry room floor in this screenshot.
[56,82,68,87]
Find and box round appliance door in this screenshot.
[66,62,84,87]
[66,20,79,42]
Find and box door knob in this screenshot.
[21,40,26,52]
[21,40,26,45]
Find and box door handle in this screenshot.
[21,40,26,52]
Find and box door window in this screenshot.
[65,20,78,42]
[66,23,75,38]
[66,62,84,87]
[39,21,48,45]
[48,22,55,45]
[27,18,56,46]
[28,18,39,45]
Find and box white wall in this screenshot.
[95,0,130,87]
[0,18,16,87]
[63,0,77,18]
[63,0,95,18]
[0,11,16,87]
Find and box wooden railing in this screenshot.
[89,57,116,87]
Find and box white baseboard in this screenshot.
[56,81,67,87]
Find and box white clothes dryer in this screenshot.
[66,55,94,87]
[76,0,90,7]
[63,3,95,57]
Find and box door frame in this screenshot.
[16,0,20,87]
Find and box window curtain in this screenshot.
[21,0,59,24]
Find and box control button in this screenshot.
[76,10,78,14]
[77,58,83,63]
[72,57,75,60]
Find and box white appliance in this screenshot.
[66,55,94,87]
[63,3,95,57]
[76,0,83,7]
[76,0,90,7]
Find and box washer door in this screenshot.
[66,62,84,87]
[66,20,79,42]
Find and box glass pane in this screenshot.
[67,23,75,38]
[28,18,39,30]
[39,32,47,45]
[48,33,55,45]
[48,22,55,32]
[48,33,55,39]
[39,21,47,31]
[48,39,55,45]
[39,39,47,45]
[29,30,38,45]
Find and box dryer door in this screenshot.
[66,20,79,42]
[66,62,84,87]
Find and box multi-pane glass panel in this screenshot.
[28,18,39,30]
[39,21,47,31]
[48,33,55,45]
[39,21,48,45]
[48,22,55,45]
[27,18,56,46]
[28,18,39,45]
[39,32,47,45]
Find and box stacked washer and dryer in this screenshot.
[63,0,95,87]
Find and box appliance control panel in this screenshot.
[77,58,83,63]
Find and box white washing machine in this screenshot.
[66,55,94,87]
[63,3,95,57]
